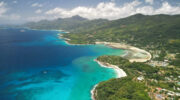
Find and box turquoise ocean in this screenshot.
[0,28,125,100]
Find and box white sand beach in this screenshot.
[58,36,152,100]
[91,42,152,100]
[91,59,127,100]
[91,84,98,100]
[95,42,151,62]
[94,59,127,78]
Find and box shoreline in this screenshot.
[58,34,95,46]
[58,36,152,100]
[95,42,151,63]
[91,42,151,100]
[94,59,127,78]
[58,35,151,62]
[91,59,127,100]
[23,27,69,33]
[91,84,98,100]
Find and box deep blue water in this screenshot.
[0,28,124,100]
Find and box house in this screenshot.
[155,94,164,100]
[137,76,144,81]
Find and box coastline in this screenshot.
[91,84,98,100]
[94,59,127,78]
[95,42,151,63]
[58,36,152,100]
[23,27,68,33]
[58,35,151,62]
[58,34,95,46]
[91,42,151,100]
[91,59,127,100]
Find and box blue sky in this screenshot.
[0,0,180,24]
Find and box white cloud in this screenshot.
[46,0,141,20]
[0,1,21,24]
[44,1,180,21]
[0,1,5,6]
[0,14,21,21]
[7,14,21,20]
[35,9,42,14]
[111,0,115,2]
[27,16,45,22]
[13,1,17,4]
[1,0,179,24]
[145,0,154,5]
[31,3,43,7]
[155,2,180,14]
[136,6,154,15]
[0,2,8,16]
[26,16,55,22]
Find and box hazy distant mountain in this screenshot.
[24,15,108,32]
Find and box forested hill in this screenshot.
[25,14,180,53]
[63,14,180,53]
[24,15,108,32]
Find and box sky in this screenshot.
[0,0,180,24]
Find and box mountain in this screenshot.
[63,14,180,54]
[25,14,180,56]
[24,15,108,32]
[61,14,180,100]
[66,15,87,21]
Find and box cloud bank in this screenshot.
[0,1,21,24]
[32,3,43,7]
[1,0,180,23]
[0,2,7,16]
[45,0,180,20]
[35,9,42,14]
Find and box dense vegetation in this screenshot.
[25,14,180,54]
[96,56,180,99]
[96,56,153,100]
[25,14,180,55]
[170,54,180,67]
[97,56,159,77]
[61,14,180,67]
[95,77,151,100]
[63,14,180,53]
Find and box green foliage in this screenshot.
[62,14,180,54]
[170,59,180,67]
[97,55,179,92]
[97,55,159,77]
[26,14,180,54]
[95,77,151,100]
[170,54,180,67]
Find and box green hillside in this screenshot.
[95,55,179,100]
[63,14,180,53]
[95,77,151,100]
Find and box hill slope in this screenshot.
[63,14,180,54]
